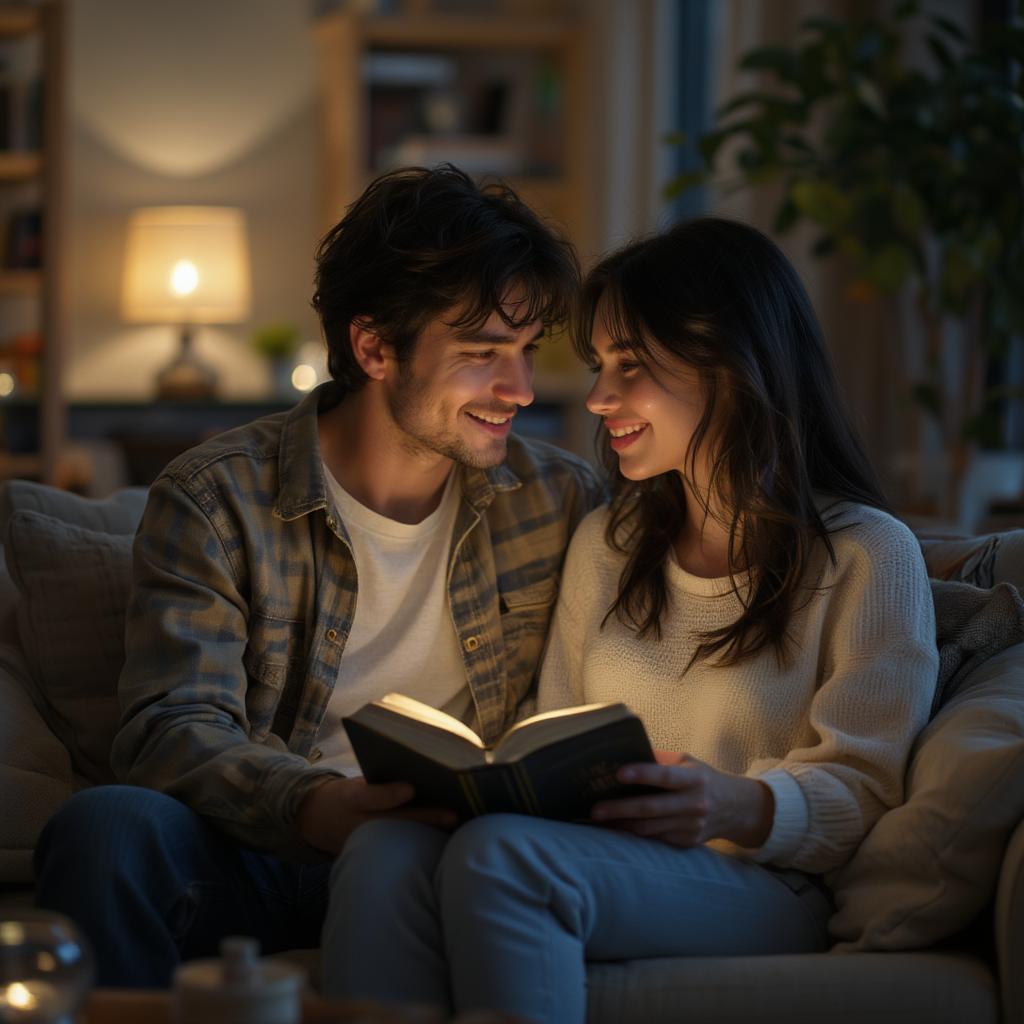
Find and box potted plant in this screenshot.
[667,1,1024,525]
[251,322,300,397]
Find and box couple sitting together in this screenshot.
[34,165,937,1024]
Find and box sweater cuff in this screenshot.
[748,768,808,865]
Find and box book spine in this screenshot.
[511,762,541,816]
[457,773,486,817]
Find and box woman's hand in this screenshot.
[590,750,775,849]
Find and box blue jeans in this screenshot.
[33,786,330,988]
[321,815,832,1024]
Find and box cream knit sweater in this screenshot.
[537,502,939,875]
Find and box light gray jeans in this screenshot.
[321,814,832,1024]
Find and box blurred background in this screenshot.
[0,0,1020,534]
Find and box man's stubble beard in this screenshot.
[388,361,507,470]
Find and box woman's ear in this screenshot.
[349,320,391,381]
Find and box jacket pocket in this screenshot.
[498,577,559,711]
[242,613,306,740]
[499,577,558,613]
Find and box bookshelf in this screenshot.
[0,1,64,485]
[312,0,595,459]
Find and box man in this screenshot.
[34,165,603,986]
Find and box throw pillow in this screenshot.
[5,509,134,785]
[829,640,1024,951]
[0,479,147,536]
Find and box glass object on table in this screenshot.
[0,912,94,1024]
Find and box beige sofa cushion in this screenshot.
[830,641,1024,951]
[5,511,134,786]
[0,637,73,883]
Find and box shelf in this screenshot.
[0,269,41,295]
[0,6,39,38]
[362,15,572,50]
[0,151,42,180]
[0,451,41,478]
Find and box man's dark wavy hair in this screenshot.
[312,164,579,388]
[575,217,889,667]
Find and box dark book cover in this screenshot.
[343,712,656,822]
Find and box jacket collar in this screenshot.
[273,380,522,521]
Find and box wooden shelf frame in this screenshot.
[0,1,64,485]
[0,6,39,38]
[313,7,592,257]
[0,150,42,180]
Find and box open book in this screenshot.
[342,693,656,821]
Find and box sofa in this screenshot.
[0,478,1022,1024]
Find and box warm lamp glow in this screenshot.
[121,206,251,324]
[170,259,199,296]
[5,982,36,1009]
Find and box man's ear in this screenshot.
[349,320,392,381]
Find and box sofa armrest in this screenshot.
[996,816,1024,1024]
[0,640,73,884]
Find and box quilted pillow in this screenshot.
[830,640,1024,950]
[5,510,134,785]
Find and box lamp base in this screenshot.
[156,326,218,401]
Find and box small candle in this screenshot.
[0,978,68,1022]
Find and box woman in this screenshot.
[320,218,939,1023]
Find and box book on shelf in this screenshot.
[342,692,656,821]
[0,69,43,153]
[3,207,41,268]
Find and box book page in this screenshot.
[492,702,632,762]
[378,692,485,748]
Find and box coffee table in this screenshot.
[81,989,445,1023]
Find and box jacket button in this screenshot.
[327,628,338,642]
[463,635,481,652]
[326,516,336,529]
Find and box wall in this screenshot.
[65,0,322,400]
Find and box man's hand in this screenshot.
[296,776,458,855]
[589,750,775,849]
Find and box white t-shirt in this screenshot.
[315,466,474,775]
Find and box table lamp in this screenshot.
[121,206,251,400]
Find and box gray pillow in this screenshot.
[5,510,134,785]
[829,641,1024,950]
[0,479,147,536]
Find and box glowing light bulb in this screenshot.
[0,373,16,398]
[5,982,37,1010]
[291,364,318,392]
[170,259,199,296]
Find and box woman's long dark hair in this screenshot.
[576,217,889,667]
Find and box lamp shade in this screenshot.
[121,206,251,324]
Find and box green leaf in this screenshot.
[773,196,801,233]
[931,14,966,41]
[891,184,926,236]
[801,16,846,36]
[790,180,852,230]
[740,46,800,81]
[663,170,707,200]
[854,77,886,115]
[719,91,776,116]
[926,34,956,72]
[865,244,913,293]
[698,131,728,165]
